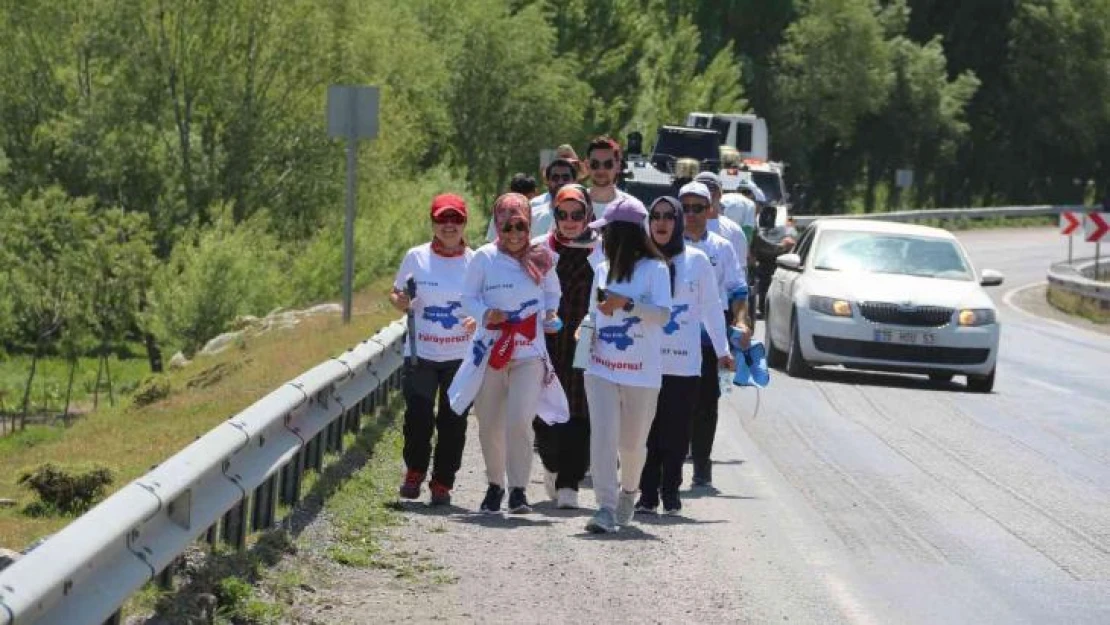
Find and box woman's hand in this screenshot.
[390,290,411,312]
[718,354,735,371]
[597,291,629,316]
[484,309,508,326]
[543,311,561,334]
[461,316,477,334]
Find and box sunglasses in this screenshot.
[589,159,615,170]
[500,221,528,234]
[649,211,677,221]
[548,172,574,183]
[682,203,708,214]
[433,212,466,225]
[555,208,587,222]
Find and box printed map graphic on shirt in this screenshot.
[663,304,689,335]
[506,298,539,322]
[597,316,641,350]
[422,301,463,329]
[471,337,493,366]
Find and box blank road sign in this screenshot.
[327,85,380,139]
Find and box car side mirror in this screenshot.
[776,253,802,272]
[980,269,1004,287]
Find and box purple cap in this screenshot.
[588,195,648,229]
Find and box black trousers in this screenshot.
[402,358,469,488]
[640,374,701,501]
[534,416,590,491]
[691,343,721,477]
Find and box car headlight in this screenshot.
[809,295,853,317]
[958,308,996,326]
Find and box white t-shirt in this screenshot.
[721,193,756,236]
[661,248,729,377]
[588,189,631,221]
[709,215,748,274]
[685,230,745,308]
[393,243,475,362]
[530,192,551,209]
[586,258,672,388]
[461,243,561,361]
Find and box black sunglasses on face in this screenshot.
[548,173,574,183]
[682,203,708,214]
[590,159,615,170]
[649,211,676,221]
[555,209,587,222]
[500,221,528,233]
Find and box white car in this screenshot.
[764,219,1003,392]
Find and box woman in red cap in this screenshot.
[391,194,476,506]
[461,193,562,514]
[533,184,600,509]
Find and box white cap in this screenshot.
[678,181,712,202]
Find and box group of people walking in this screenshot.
[390,137,757,534]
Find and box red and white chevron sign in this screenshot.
[1086,212,1109,242]
[1060,211,1081,236]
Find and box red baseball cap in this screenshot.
[430,193,468,219]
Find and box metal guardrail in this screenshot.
[0,319,408,625]
[1047,257,1110,303]
[792,204,1082,227]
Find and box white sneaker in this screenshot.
[544,470,558,500]
[616,489,638,525]
[556,488,579,509]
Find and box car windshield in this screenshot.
[652,129,720,164]
[812,230,974,281]
[751,171,783,204]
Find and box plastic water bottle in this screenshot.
[718,367,734,395]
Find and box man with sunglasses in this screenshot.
[678,181,750,489]
[486,157,579,242]
[695,171,749,279]
[586,136,631,219]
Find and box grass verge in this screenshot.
[0,280,396,550]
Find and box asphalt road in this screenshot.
[713,227,1110,623]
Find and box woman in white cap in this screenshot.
[581,196,672,533]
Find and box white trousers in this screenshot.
[474,358,544,489]
[584,374,660,511]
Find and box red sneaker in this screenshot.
[398,470,424,499]
[429,480,452,506]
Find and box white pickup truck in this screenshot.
[685,112,789,208]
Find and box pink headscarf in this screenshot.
[493,193,553,285]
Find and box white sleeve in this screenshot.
[730,227,749,274]
[696,256,729,358]
[719,242,743,298]
[543,265,562,314]
[633,261,673,326]
[461,251,490,323]
[392,249,416,291]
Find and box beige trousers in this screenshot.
[474,358,545,489]
[584,374,660,511]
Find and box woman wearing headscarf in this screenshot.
[637,196,732,515]
[533,184,600,509]
[461,193,562,514]
[581,196,672,533]
[391,194,476,506]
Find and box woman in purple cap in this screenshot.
[581,196,672,533]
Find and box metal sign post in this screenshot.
[1060,210,1080,263]
[1085,212,1108,280]
[327,85,380,323]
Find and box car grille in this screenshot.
[813,336,990,365]
[859,302,954,327]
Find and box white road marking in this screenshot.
[1019,376,1076,396]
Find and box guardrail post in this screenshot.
[103,610,122,625]
[251,475,277,532]
[280,450,304,505]
[221,498,249,550]
[157,557,178,590]
[311,432,325,473]
[205,523,218,546]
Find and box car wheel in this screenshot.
[967,369,995,393]
[785,312,811,378]
[765,304,786,369]
[928,373,955,384]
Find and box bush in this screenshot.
[131,376,172,407]
[18,464,114,515]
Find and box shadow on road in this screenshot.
[572,525,661,541]
[453,512,556,529]
[792,366,976,393]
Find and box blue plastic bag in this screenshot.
[729,331,771,388]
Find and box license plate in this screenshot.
[873,329,936,345]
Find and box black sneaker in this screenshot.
[635,491,659,514]
[692,462,712,487]
[661,490,682,515]
[479,484,504,514]
[507,487,531,513]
